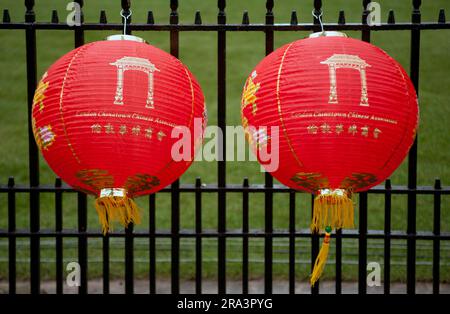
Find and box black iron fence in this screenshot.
[0,0,449,295]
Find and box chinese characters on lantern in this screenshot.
[307,123,382,138]
[90,123,167,141]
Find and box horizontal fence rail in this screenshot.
[1,22,450,31]
[0,0,448,295]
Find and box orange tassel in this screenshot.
[311,188,354,233]
[95,188,141,235]
[310,227,332,286]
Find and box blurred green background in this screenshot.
[0,0,449,286]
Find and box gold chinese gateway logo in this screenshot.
[110,56,160,108]
[321,54,371,107]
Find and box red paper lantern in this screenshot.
[241,32,418,284]
[32,35,206,233]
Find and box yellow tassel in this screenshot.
[95,189,141,235]
[310,228,331,287]
[311,188,354,233]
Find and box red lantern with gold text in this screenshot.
[32,35,206,234]
[241,32,418,285]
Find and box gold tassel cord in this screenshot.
[311,189,354,233]
[310,226,332,287]
[95,191,141,235]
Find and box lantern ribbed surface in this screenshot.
[242,35,418,193]
[32,38,206,232]
[241,33,419,286]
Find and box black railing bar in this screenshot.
[4,257,449,267]
[169,0,180,295]
[1,184,448,194]
[5,238,450,249]
[77,192,88,294]
[6,238,450,251]
[25,0,40,294]
[242,178,249,294]
[3,249,443,261]
[358,192,368,294]
[1,22,449,31]
[149,194,156,294]
[384,179,392,294]
[0,229,440,237]
[5,246,449,259]
[217,0,227,295]
[288,190,296,294]
[195,177,202,294]
[2,248,447,261]
[433,179,441,294]
[54,177,63,295]
[123,0,134,294]
[264,0,274,294]
[7,176,16,294]
[5,257,448,267]
[406,0,421,295]
[1,229,448,239]
[74,1,87,294]
[4,247,449,260]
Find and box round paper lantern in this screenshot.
[32,35,206,233]
[241,32,418,284]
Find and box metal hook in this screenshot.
[120,9,132,35]
[312,9,324,34]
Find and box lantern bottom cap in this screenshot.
[100,187,127,197]
[317,188,348,197]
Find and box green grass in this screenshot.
[0,0,449,284]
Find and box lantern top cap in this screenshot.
[309,31,347,38]
[106,34,146,43]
